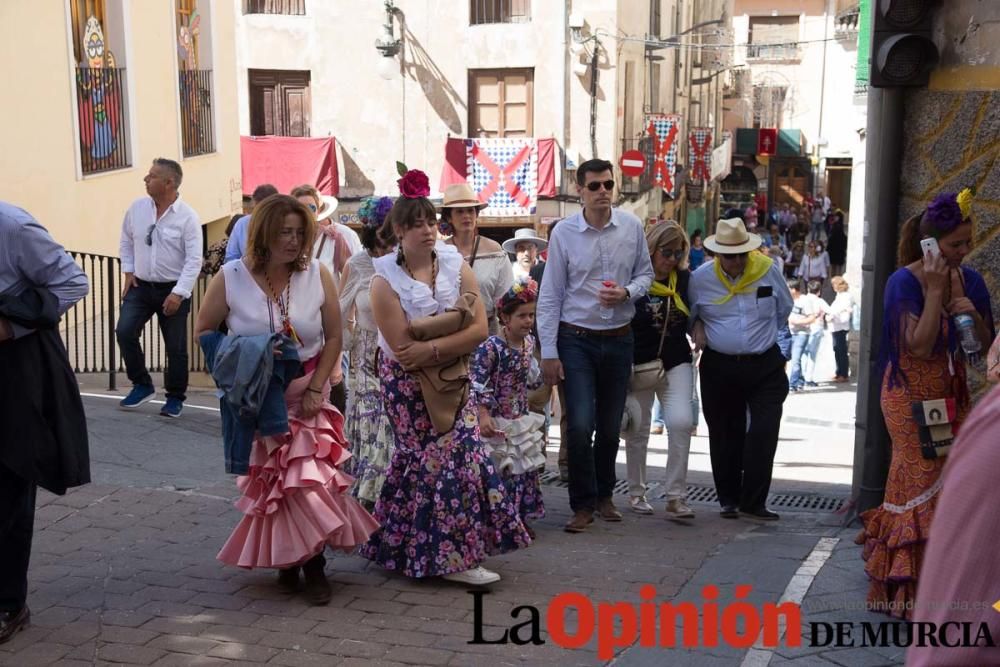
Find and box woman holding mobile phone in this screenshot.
[856,190,994,619]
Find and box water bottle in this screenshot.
[954,313,981,361]
[600,280,615,321]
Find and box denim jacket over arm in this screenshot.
[200,332,302,474]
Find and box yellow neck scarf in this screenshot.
[713,253,773,304]
[648,271,690,316]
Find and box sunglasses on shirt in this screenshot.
[145,225,156,246]
[585,180,616,192]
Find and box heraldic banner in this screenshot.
[646,114,682,191]
[689,127,713,182]
[439,138,557,217]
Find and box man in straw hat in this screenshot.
[537,159,653,533]
[688,217,793,521]
[503,228,547,280]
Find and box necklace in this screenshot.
[403,251,438,297]
[501,326,528,354]
[263,269,302,345]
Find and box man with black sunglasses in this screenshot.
[116,158,202,418]
[537,159,653,533]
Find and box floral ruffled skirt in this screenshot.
[360,356,530,578]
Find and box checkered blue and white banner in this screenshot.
[465,138,539,217]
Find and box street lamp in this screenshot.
[375,0,401,80]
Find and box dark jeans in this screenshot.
[115,280,191,401]
[0,464,36,612]
[832,330,849,378]
[700,345,788,512]
[557,326,633,512]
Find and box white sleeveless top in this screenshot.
[372,242,464,361]
[223,259,326,361]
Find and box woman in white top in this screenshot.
[338,196,397,509]
[195,195,377,605]
[796,239,830,288]
[438,183,514,334]
[826,276,855,382]
[361,173,529,587]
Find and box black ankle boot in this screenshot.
[302,553,331,605]
[277,566,301,592]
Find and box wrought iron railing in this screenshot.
[619,137,655,195]
[471,0,530,25]
[179,69,216,157]
[75,67,131,175]
[245,0,306,14]
[746,43,801,61]
[63,252,209,390]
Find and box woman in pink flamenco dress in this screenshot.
[196,194,377,605]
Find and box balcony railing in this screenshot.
[62,252,210,390]
[746,43,801,61]
[180,69,216,157]
[619,137,655,196]
[471,0,530,25]
[245,0,305,14]
[76,67,131,175]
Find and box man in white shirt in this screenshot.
[537,159,654,533]
[689,218,793,521]
[116,158,202,418]
[502,227,547,280]
[787,278,826,391]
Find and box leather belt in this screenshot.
[559,322,632,337]
[705,345,777,362]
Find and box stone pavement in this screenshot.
[0,379,914,666]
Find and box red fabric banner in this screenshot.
[757,128,777,156]
[240,136,339,197]
[440,137,557,197]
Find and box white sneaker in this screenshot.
[664,499,695,519]
[629,495,654,515]
[442,566,501,586]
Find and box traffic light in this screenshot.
[869,0,939,87]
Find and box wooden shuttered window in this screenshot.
[249,69,311,137]
[469,69,533,138]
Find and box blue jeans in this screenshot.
[115,280,191,400]
[557,326,634,512]
[788,330,822,387]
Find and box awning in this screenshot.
[734,129,805,157]
[240,136,339,197]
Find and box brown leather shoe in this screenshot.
[596,498,623,522]
[0,607,29,645]
[564,510,595,533]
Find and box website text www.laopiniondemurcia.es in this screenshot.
[468,585,998,660]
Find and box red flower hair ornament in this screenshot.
[396,161,431,199]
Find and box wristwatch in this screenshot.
[622,287,631,303]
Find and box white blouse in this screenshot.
[372,242,464,361]
[223,259,326,361]
[339,251,378,334]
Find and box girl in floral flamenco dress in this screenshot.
[471,276,548,538]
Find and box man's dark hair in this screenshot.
[153,158,183,187]
[575,159,614,186]
[252,184,279,203]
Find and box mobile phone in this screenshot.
[920,237,940,258]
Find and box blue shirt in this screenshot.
[0,202,89,338]
[688,260,792,355]
[224,215,251,263]
[536,208,654,359]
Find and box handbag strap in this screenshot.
[655,298,671,359]
[468,234,481,267]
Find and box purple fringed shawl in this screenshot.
[877,266,994,391]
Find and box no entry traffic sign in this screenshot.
[620,150,646,177]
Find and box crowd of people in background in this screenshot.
[5,151,1000,648]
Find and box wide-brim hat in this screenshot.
[440,182,487,210]
[502,228,547,254]
[704,217,762,254]
[619,395,643,438]
[316,195,339,222]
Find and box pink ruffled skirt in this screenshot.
[217,373,379,569]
